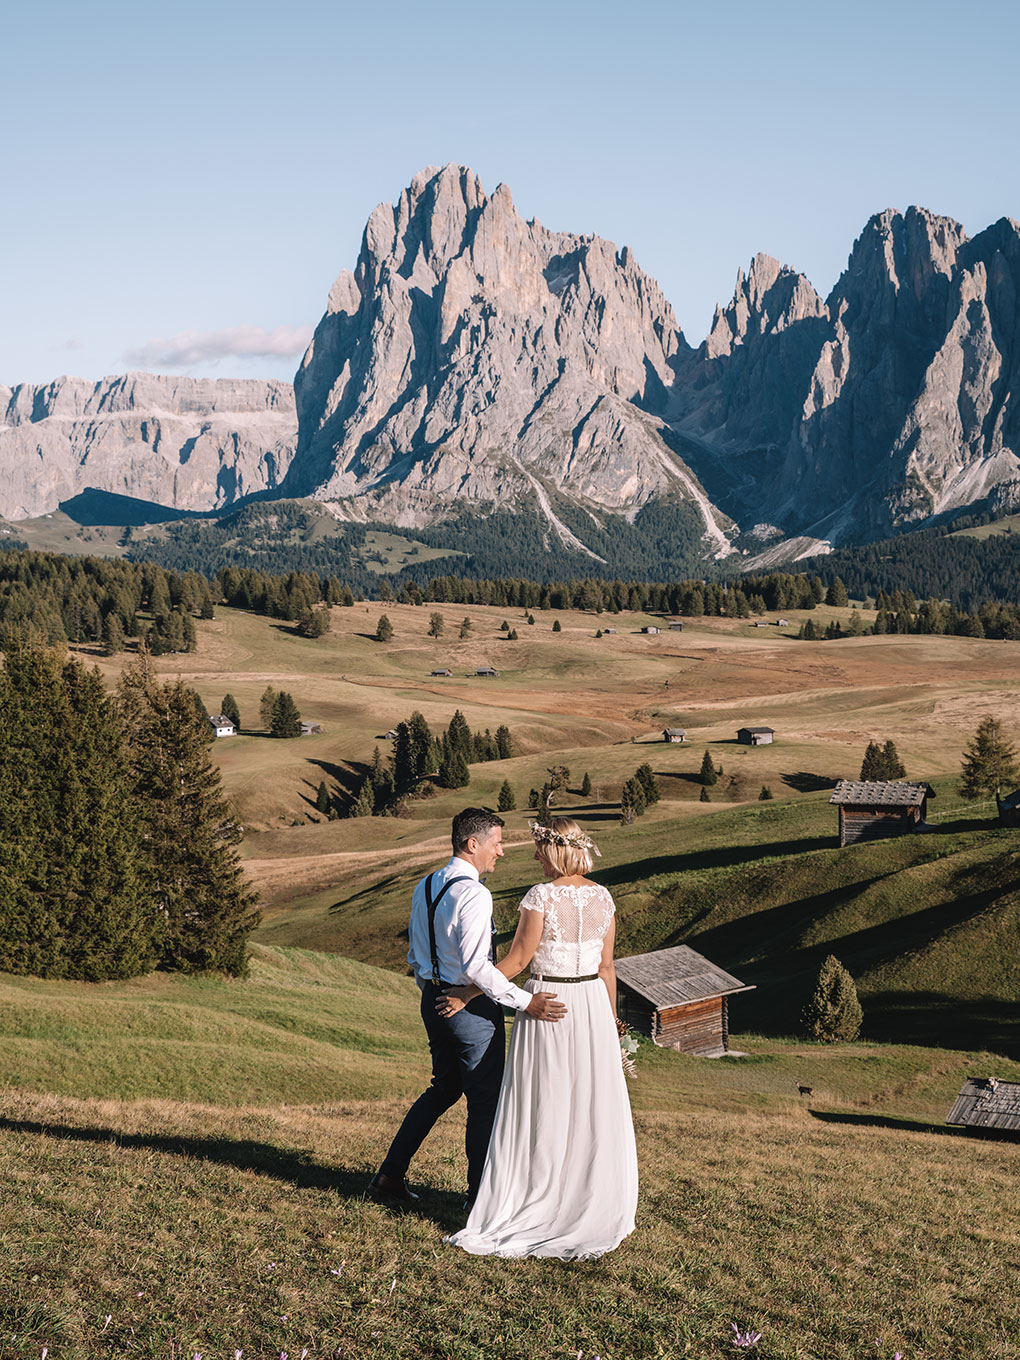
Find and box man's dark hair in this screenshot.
[452,807,504,853]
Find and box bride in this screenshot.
[438,816,638,1259]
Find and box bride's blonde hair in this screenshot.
[532,816,594,877]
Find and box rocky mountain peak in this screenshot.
[287,165,729,552]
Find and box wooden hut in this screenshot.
[668,622,684,632]
[476,666,500,677]
[996,790,1020,827]
[615,945,755,1056]
[642,625,660,635]
[209,715,236,738]
[431,668,452,677]
[829,780,934,846]
[300,720,323,735]
[946,1077,1020,1133]
[663,727,687,743]
[737,726,774,745]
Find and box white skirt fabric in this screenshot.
[447,977,639,1260]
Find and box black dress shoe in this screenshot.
[366,1172,419,1203]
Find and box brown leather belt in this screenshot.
[530,973,599,983]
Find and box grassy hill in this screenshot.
[2,945,1020,1359]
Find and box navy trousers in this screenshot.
[380,982,506,1199]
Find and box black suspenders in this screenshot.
[424,872,472,986]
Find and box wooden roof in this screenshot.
[615,945,754,1009]
[738,725,774,733]
[830,780,931,807]
[946,1077,1020,1131]
[663,727,687,735]
[998,789,1020,811]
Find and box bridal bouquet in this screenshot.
[616,1017,638,1079]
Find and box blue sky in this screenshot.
[2,0,1016,386]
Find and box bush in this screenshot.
[801,955,863,1042]
[759,785,774,800]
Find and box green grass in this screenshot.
[2,946,1020,1359]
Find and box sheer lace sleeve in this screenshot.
[519,884,545,914]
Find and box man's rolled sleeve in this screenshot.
[456,886,533,1011]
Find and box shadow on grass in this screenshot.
[597,834,833,888]
[782,772,838,793]
[809,1110,1020,1143]
[0,1116,467,1226]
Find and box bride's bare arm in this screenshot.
[438,908,545,1012]
[598,917,617,1014]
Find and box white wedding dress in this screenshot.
[447,881,638,1259]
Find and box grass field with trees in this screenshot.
[4,584,1020,1357]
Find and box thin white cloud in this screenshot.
[63,337,84,350]
[123,324,314,369]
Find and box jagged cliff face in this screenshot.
[680,207,1020,541]
[0,374,297,520]
[289,165,735,556]
[3,170,1019,562]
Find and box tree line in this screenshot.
[0,640,259,981]
[0,549,213,652]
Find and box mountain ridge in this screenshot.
[3,167,1019,570]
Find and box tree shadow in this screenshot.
[782,772,838,793]
[307,757,367,802]
[596,834,833,888]
[808,1111,994,1140]
[0,1115,468,1226]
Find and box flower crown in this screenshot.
[529,821,602,857]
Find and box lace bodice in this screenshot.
[520,881,616,976]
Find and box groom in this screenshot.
[369,807,567,1205]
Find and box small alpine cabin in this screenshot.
[431,668,452,677]
[946,1077,1020,1133]
[737,726,774,745]
[663,728,687,743]
[829,779,934,846]
[996,790,1020,827]
[476,666,500,677]
[209,715,236,738]
[615,945,755,1057]
[642,625,660,635]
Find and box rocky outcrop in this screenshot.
[679,208,1020,542]
[288,165,735,556]
[0,373,297,520]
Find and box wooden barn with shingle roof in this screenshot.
[946,1077,1020,1134]
[829,780,934,846]
[615,945,755,1056]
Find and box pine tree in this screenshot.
[119,656,260,976]
[448,710,473,760]
[799,618,818,640]
[699,786,711,802]
[621,777,646,818]
[960,716,1020,799]
[428,611,444,638]
[375,614,393,642]
[315,780,331,814]
[700,749,718,786]
[0,642,154,980]
[270,691,302,738]
[552,619,562,632]
[497,779,516,812]
[459,617,471,638]
[759,785,774,800]
[635,762,660,804]
[350,780,375,817]
[860,740,883,780]
[221,694,241,729]
[826,577,850,607]
[259,685,277,730]
[801,955,863,1042]
[581,771,592,797]
[499,619,510,632]
[495,725,513,759]
[507,628,518,640]
[101,611,124,655]
[881,739,906,779]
